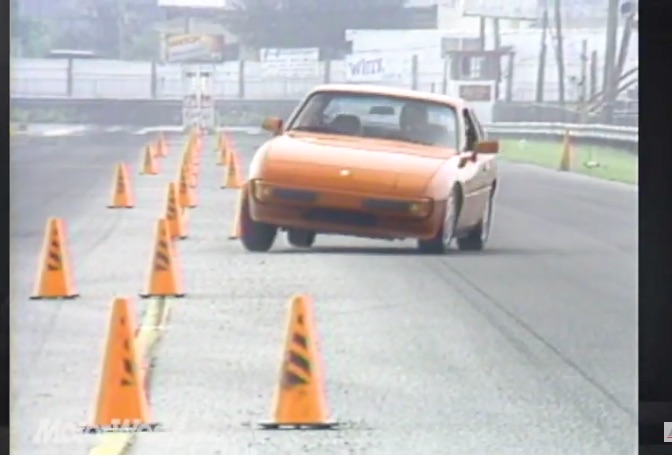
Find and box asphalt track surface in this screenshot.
[10,131,637,454]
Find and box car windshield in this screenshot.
[287,91,459,149]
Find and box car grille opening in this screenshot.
[302,208,377,227]
[362,198,410,212]
[273,188,318,202]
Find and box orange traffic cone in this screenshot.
[84,298,156,433]
[192,129,202,153]
[191,137,202,166]
[30,217,78,299]
[107,163,134,209]
[260,295,336,430]
[559,129,573,171]
[216,133,229,165]
[178,163,197,208]
[183,150,198,186]
[140,146,159,175]
[217,148,227,166]
[221,147,234,167]
[228,189,243,240]
[149,142,159,159]
[195,138,202,158]
[193,143,201,166]
[140,219,184,298]
[181,139,191,160]
[165,182,187,240]
[180,148,197,188]
[156,133,168,158]
[185,132,196,156]
[221,153,241,189]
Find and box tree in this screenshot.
[11,0,54,57]
[224,0,409,52]
[54,0,160,59]
[126,30,161,61]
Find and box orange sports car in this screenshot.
[240,84,499,253]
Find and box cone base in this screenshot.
[81,423,161,434]
[107,206,134,209]
[30,294,79,300]
[139,293,185,299]
[259,421,338,431]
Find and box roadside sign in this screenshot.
[259,48,320,79]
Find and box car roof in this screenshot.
[310,83,467,108]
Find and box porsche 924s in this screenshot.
[239,84,499,254]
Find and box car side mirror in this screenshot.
[458,152,477,168]
[475,140,499,154]
[261,116,283,135]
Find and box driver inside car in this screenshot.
[399,102,453,147]
[399,102,431,144]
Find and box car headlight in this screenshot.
[250,180,273,201]
[408,200,432,217]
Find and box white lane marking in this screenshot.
[40,126,89,137]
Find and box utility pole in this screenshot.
[505,52,515,102]
[493,17,501,100]
[535,7,549,103]
[579,39,588,122]
[589,50,598,99]
[479,17,486,50]
[117,0,127,60]
[602,0,620,123]
[614,12,635,90]
[552,0,565,105]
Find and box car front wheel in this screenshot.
[457,190,493,251]
[239,195,277,252]
[417,187,459,254]
[287,229,316,248]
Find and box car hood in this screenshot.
[258,132,455,197]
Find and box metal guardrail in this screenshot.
[9,92,639,150]
[485,122,639,146]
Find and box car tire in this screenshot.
[239,194,277,252]
[457,190,493,252]
[287,229,316,248]
[417,186,459,254]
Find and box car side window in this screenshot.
[462,109,479,151]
